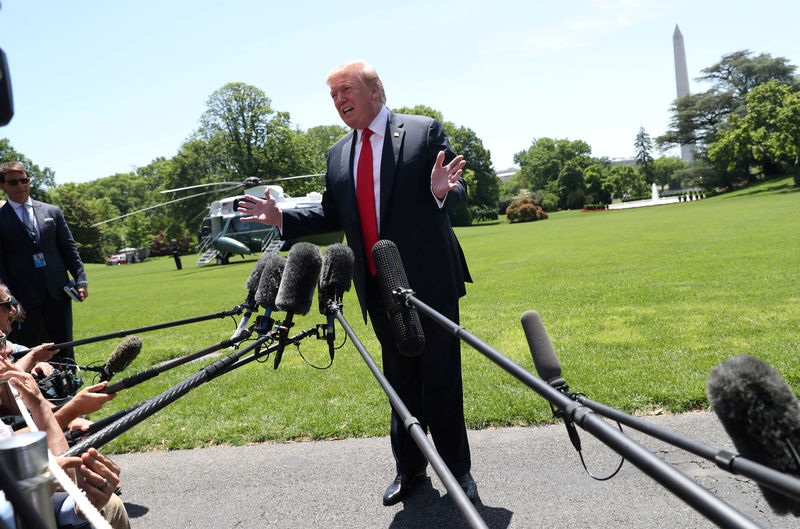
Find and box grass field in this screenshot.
[72,176,800,453]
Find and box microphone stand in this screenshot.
[0,459,49,529]
[61,324,321,457]
[562,389,800,504]
[328,300,489,529]
[12,306,246,358]
[392,289,763,529]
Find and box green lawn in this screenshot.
[73,176,800,453]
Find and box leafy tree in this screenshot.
[304,124,349,172]
[651,157,686,191]
[658,50,797,155]
[608,165,647,199]
[125,214,151,248]
[51,189,105,263]
[556,159,586,209]
[709,80,800,186]
[634,127,654,182]
[514,138,592,191]
[583,163,613,204]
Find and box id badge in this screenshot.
[33,252,46,268]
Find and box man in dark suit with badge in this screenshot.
[0,161,88,363]
[238,60,477,504]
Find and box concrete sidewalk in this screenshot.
[112,412,794,528]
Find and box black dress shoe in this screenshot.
[456,473,478,503]
[382,470,427,506]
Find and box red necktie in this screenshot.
[356,128,378,276]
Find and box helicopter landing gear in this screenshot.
[216,255,229,266]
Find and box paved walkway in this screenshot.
[112,412,795,528]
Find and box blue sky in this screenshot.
[2,0,799,185]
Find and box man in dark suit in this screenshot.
[238,60,477,504]
[0,161,88,363]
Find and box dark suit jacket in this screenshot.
[0,200,87,308]
[282,111,471,321]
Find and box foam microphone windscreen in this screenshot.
[255,253,286,310]
[707,354,800,516]
[275,242,322,315]
[105,336,142,375]
[245,252,271,293]
[520,310,565,387]
[372,239,425,357]
[318,244,354,315]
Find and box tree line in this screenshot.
[2,48,797,261]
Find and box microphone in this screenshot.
[273,242,322,369]
[520,310,580,452]
[707,354,800,516]
[255,253,286,315]
[371,239,425,357]
[230,253,270,341]
[520,310,566,388]
[318,244,354,361]
[99,336,142,382]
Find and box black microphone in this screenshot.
[230,253,270,340]
[520,310,566,388]
[99,336,142,382]
[707,354,800,516]
[273,242,322,369]
[371,239,425,357]
[255,253,286,316]
[318,244,354,361]
[520,310,580,452]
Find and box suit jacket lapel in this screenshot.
[380,112,403,233]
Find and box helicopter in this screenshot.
[93,175,343,266]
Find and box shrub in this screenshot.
[506,198,548,223]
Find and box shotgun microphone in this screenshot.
[520,310,580,452]
[255,253,286,315]
[99,336,142,382]
[706,354,800,516]
[318,244,354,361]
[273,243,322,369]
[372,239,425,357]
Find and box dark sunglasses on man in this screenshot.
[0,296,17,310]
[3,176,30,186]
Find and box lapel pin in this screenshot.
[393,132,400,138]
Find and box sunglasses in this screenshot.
[0,295,16,310]
[3,177,30,186]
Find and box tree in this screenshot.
[514,138,592,209]
[304,124,349,172]
[658,50,797,155]
[608,165,647,199]
[708,80,800,186]
[651,157,686,191]
[634,127,654,183]
[583,163,613,204]
[51,189,105,263]
[556,159,586,209]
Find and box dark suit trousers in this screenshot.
[10,295,74,363]
[365,275,471,477]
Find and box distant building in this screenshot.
[609,157,637,167]
[495,167,518,182]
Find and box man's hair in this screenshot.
[326,60,386,104]
[0,161,28,183]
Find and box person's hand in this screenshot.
[77,285,88,302]
[59,448,120,513]
[430,151,466,200]
[0,359,46,411]
[237,194,283,228]
[65,381,116,416]
[30,343,58,363]
[31,361,54,377]
[66,416,93,438]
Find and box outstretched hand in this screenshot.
[237,194,283,228]
[431,151,466,200]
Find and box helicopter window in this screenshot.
[230,218,264,232]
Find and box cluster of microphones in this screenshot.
[3,238,798,529]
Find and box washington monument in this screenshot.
[673,25,694,164]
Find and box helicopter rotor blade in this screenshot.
[160,181,244,194]
[91,185,242,227]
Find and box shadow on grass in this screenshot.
[721,181,799,199]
